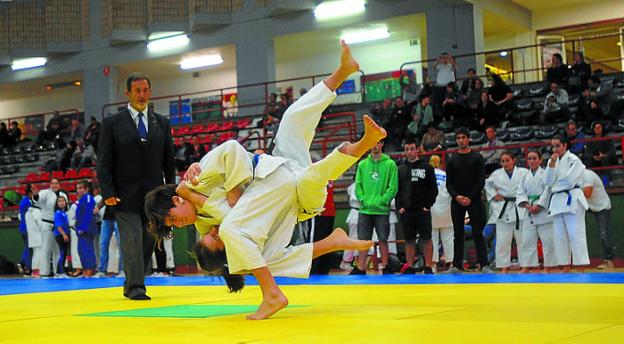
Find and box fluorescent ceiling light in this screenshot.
[499,51,508,57]
[180,54,223,70]
[314,0,365,21]
[341,27,390,45]
[148,31,185,40]
[11,57,47,71]
[147,34,189,52]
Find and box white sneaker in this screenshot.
[94,272,106,278]
[339,261,353,270]
[116,271,126,278]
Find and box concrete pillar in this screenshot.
[83,65,118,120]
[234,33,276,116]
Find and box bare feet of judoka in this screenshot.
[340,39,360,76]
[339,115,387,158]
[329,228,373,251]
[246,289,289,320]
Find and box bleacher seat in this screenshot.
[516,99,533,111]
[38,171,50,182]
[220,121,234,131]
[445,133,457,148]
[64,169,78,180]
[470,131,486,145]
[235,118,252,129]
[496,128,509,141]
[509,127,533,141]
[78,168,94,178]
[529,84,548,97]
[52,170,64,180]
[534,125,559,139]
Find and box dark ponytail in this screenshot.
[192,243,245,292]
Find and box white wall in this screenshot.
[0,90,84,120]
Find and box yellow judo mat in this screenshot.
[1,275,623,343]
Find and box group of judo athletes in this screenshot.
[484,135,613,272]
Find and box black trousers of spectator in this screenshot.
[310,215,335,275]
[153,242,167,273]
[450,199,488,270]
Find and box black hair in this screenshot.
[126,72,151,92]
[552,134,570,150]
[490,73,505,87]
[404,137,418,146]
[193,242,245,293]
[467,68,476,74]
[527,149,542,159]
[55,194,68,212]
[25,183,33,196]
[485,125,497,133]
[144,184,177,239]
[500,150,516,161]
[552,53,563,64]
[455,127,470,138]
[11,121,18,127]
[0,123,6,129]
[76,180,92,193]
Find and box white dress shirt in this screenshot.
[127,104,149,134]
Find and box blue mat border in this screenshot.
[1,273,624,296]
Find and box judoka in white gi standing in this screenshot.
[429,155,454,271]
[545,136,590,272]
[33,178,68,277]
[485,151,528,272]
[145,41,384,320]
[516,151,556,272]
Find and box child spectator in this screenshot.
[53,195,70,276]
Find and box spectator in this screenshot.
[565,120,586,157]
[516,150,556,273]
[299,88,307,98]
[276,93,292,118]
[545,135,589,272]
[429,155,453,272]
[53,194,70,275]
[351,140,398,275]
[420,124,445,153]
[97,72,176,300]
[570,51,591,91]
[465,78,485,112]
[542,82,570,123]
[388,96,411,147]
[396,139,438,274]
[72,138,96,168]
[400,72,420,103]
[36,111,64,147]
[585,122,616,182]
[371,98,393,128]
[586,99,606,124]
[582,169,615,270]
[7,121,21,146]
[59,140,78,172]
[0,122,8,146]
[460,68,481,95]
[481,126,507,175]
[546,53,569,86]
[95,199,122,276]
[69,119,86,142]
[187,136,207,163]
[84,117,101,150]
[485,151,527,273]
[475,91,498,132]
[488,74,514,121]
[441,82,465,124]
[432,52,456,108]
[264,93,279,117]
[75,180,97,277]
[576,88,594,122]
[408,94,434,138]
[445,128,492,273]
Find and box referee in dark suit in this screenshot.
[97,73,175,300]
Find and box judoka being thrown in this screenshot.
[144,41,385,320]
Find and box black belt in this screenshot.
[498,197,519,230]
[42,219,54,224]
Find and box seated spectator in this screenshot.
[72,138,96,168]
[388,96,412,147]
[299,88,307,98]
[7,121,21,146]
[275,93,293,118]
[0,122,8,147]
[587,99,606,124]
[69,119,85,142]
[186,136,207,163]
[36,111,64,147]
[565,120,586,157]
[420,124,445,153]
[408,94,434,138]
[433,52,456,109]
[84,117,100,150]
[465,78,485,112]
[570,51,591,91]
[576,88,593,122]
[475,91,498,132]
[371,98,393,127]
[264,93,279,117]
[442,82,467,127]
[585,121,617,177]
[459,68,481,95]
[542,82,570,123]
[481,126,506,175]
[45,140,77,172]
[546,53,569,86]
[488,73,514,121]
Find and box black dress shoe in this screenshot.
[128,294,151,300]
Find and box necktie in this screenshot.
[137,112,147,140]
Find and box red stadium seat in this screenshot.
[52,170,64,180]
[64,169,78,180]
[78,168,94,178]
[236,118,251,129]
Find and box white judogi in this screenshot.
[190,82,358,278]
[342,183,360,263]
[486,166,528,268]
[24,205,42,271]
[36,189,65,276]
[516,167,556,267]
[68,201,82,269]
[544,151,589,266]
[431,168,453,263]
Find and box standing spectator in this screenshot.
[542,82,570,123]
[75,180,97,277]
[32,178,68,277]
[516,150,556,273]
[432,52,456,109]
[570,51,591,91]
[408,94,434,139]
[84,117,101,150]
[546,53,569,86]
[488,74,514,121]
[17,184,34,275]
[475,91,498,132]
[7,121,21,146]
[459,68,481,95]
[97,72,176,300]
[429,155,453,272]
[582,169,614,270]
[396,139,438,274]
[0,122,8,146]
[481,126,507,175]
[53,195,70,275]
[445,128,492,273]
[310,180,336,275]
[340,180,360,271]
[565,120,585,157]
[351,140,398,275]
[485,151,527,273]
[544,135,589,272]
[585,122,616,183]
[95,200,122,276]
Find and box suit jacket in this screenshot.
[97,109,175,214]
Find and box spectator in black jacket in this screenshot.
[8,121,21,146]
[396,139,438,274]
[546,53,569,86]
[570,51,591,91]
[488,73,514,121]
[585,121,617,181]
[476,91,498,132]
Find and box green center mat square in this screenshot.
[80,305,303,318]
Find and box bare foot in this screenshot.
[363,115,387,142]
[520,268,530,274]
[329,228,373,251]
[246,291,289,320]
[339,39,360,76]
